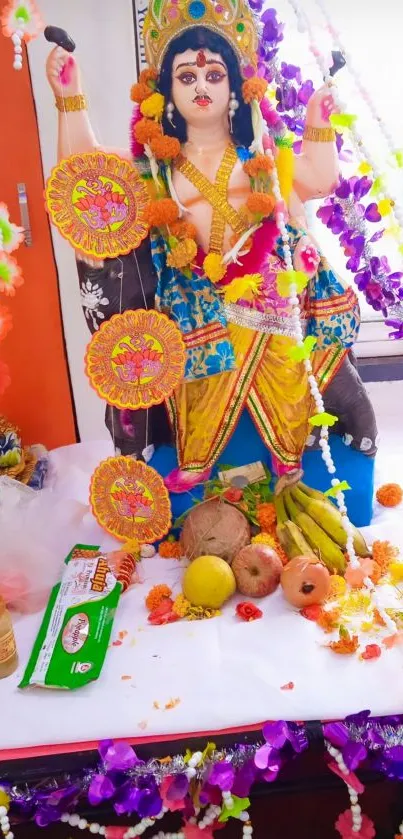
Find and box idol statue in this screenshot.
[45,0,377,504]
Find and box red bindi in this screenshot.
[196,50,207,67]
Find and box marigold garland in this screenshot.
[134,118,162,145]
[139,68,158,85]
[251,532,288,565]
[256,501,277,532]
[131,82,154,104]
[172,593,191,617]
[246,192,276,216]
[140,92,165,120]
[159,539,183,559]
[372,540,399,574]
[376,483,403,508]
[144,198,179,227]
[243,154,274,177]
[170,220,198,241]
[203,252,226,283]
[145,584,172,611]
[167,238,198,269]
[242,76,268,104]
[150,135,181,161]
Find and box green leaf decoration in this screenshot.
[394,150,403,168]
[325,480,351,498]
[371,177,384,196]
[309,412,338,427]
[219,796,251,822]
[330,113,357,130]
[288,335,317,362]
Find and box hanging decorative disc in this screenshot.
[45,152,149,258]
[90,456,171,543]
[85,309,186,409]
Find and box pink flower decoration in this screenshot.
[130,103,145,159]
[335,809,375,839]
[184,823,215,839]
[160,776,186,812]
[328,761,364,794]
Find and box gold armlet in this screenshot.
[55,94,87,113]
[303,125,336,143]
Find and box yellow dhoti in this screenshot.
[167,324,345,473]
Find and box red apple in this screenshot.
[232,545,282,598]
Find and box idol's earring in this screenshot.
[228,91,239,133]
[166,101,175,127]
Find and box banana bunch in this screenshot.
[274,482,370,575]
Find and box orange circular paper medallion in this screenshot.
[90,457,171,542]
[45,152,149,258]
[85,309,185,409]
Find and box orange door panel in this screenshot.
[0,7,77,449]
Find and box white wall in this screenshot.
[28,0,137,441]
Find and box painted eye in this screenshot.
[177,72,196,84]
[207,71,225,83]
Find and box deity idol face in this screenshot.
[171,48,230,129]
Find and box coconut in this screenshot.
[180,497,250,565]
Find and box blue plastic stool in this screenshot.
[150,410,374,527]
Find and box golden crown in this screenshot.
[143,0,259,74]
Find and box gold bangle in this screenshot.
[55,94,87,113]
[303,125,336,142]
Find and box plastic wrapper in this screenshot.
[0,478,88,613]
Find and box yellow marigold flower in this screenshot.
[224,273,263,304]
[203,252,226,283]
[390,563,403,584]
[140,92,165,120]
[173,594,191,617]
[252,533,276,546]
[167,238,198,269]
[327,575,347,600]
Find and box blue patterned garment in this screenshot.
[150,230,236,381]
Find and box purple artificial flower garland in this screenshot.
[256,7,403,337]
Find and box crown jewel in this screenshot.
[143,0,259,74]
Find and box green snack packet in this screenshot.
[19,544,122,690]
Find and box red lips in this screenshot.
[193,95,211,107]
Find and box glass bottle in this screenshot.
[0,597,18,678]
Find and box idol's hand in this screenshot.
[46,46,82,97]
[306,84,337,126]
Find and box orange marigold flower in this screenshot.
[150,135,181,161]
[145,584,172,611]
[317,608,341,633]
[144,198,179,227]
[372,539,399,574]
[376,483,403,507]
[134,118,162,145]
[159,539,182,559]
[246,192,276,217]
[374,608,386,627]
[242,77,268,104]
[139,68,158,85]
[329,632,359,655]
[166,238,198,269]
[131,82,154,103]
[170,220,198,241]
[256,502,277,532]
[243,154,274,177]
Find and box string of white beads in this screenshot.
[240,811,253,837]
[0,804,14,839]
[60,806,170,838]
[11,27,24,71]
[198,804,221,829]
[326,744,363,834]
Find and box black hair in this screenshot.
[158,26,254,148]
